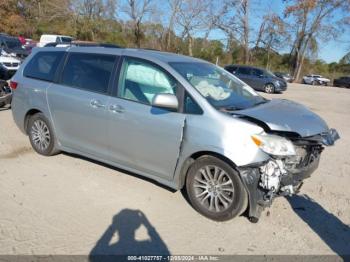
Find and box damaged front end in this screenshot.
[238,129,339,222]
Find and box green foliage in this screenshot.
[0,0,348,80]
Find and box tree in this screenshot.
[72,0,117,41]
[175,0,209,56]
[166,0,182,50]
[254,14,288,69]
[214,0,253,64]
[284,0,350,81]
[122,0,154,48]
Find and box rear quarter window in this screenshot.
[24,51,64,82]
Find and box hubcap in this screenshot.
[265,85,273,93]
[31,120,50,151]
[193,165,234,212]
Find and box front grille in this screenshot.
[295,145,323,168]
[284,144,323,170]
[2,62,19,67]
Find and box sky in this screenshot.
[119,0,350,63]
[203,0,350,63]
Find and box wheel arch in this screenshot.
[264,82,275,87]
[24,109,43,134]
[178,150,239,190]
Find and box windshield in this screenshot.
[170,62,267,111]
[60,37,72,43]
[265,69,276,77]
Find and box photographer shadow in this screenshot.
[89,209,170,260]
[287,194,350,259]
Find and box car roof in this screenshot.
[226,64,265,70]
[0,34,19,41]
[41,34,72,38]
[37,46,206,64]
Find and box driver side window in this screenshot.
[118,58,177,105]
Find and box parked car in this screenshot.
[274,72,293,83]
[302,74,330,86]
[224,65,287,93]
[333,76,350,88]
[0,48,21,80]
[0,33,29,60]
[0,79,12,107]
[37,34,73,47]
[23,39,37,53]
[11,47,339,222]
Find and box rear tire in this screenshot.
[185,156,248,221]
[27,113,60,156]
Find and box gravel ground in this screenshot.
[0,83,349,257]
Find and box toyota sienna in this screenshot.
[10,47,339,222]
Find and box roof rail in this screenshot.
[44,42,122,48]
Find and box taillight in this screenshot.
[9,81,18,89]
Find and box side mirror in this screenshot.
[152,93,178,110]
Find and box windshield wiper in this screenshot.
[219,106,241,112]
[254,99,269,106]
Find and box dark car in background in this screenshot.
[224,65,287,93]
[274,72,293,83]
[0,33,29,60]
[333,76,350,88]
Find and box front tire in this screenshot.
[185,156,248,221]
[264,83,275,93]
[28,113,59,156]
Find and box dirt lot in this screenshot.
[0,83,349,257]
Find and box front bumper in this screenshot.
[238,130,335,221]
[275,82,287,92]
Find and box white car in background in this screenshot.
[302,74,331,86]
[37,34,73,47]
[0,49,21,80]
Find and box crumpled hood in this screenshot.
[236,99,329,137]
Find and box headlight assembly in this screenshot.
[251,133,296,156]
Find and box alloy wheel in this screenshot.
[265,84,274,93]
[193,165,234,212]
[31,119,51,152]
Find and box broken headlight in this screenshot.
[252,133,296,156]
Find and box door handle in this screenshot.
[90,99,105,108]
[109,104,125,113]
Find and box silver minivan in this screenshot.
[11,47,339,222]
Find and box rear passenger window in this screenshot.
[226,66,237,73]
[24,51,64,82]
[60,53,116,94]
[236,67,251,75]
[251,68,263,76]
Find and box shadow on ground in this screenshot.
[287,194,350,259]
[89,209,170,261]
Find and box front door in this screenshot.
[107,57,186,179]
